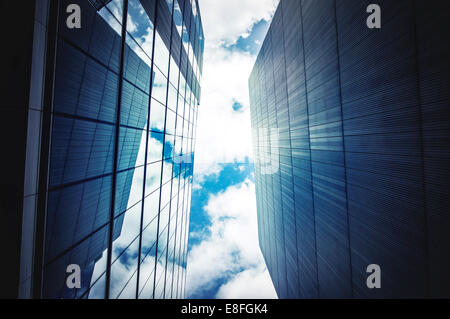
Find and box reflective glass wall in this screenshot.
[37,0,203,299]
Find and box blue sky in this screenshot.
[189,160,253,248]
[185,0,279,299]
[225,19,271,55]
[91,0,278,299]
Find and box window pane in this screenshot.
[149,99,166,132]
[152,67,168,104]
[148,131,164,163]
[153,32,170,76]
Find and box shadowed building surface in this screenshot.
[249,0,449,298]
[1,0,203,299]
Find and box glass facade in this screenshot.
[249,0,450,298]
[28,0,203,299]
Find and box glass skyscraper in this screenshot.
[249,0,449,298]
[2,0,203,299]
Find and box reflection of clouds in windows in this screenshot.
[134,129,147,167]
[125,28,153,68]
[160,174,172,205]
[89,118,146,298]
[169,57,179,85]
[167,84,178,111]
[126,13,138,33]
[138,28,154,58]
[98,7,122,35]
[165,133,175,147]
[138,256,156,298]
[88,104,181,299]
[138,256,186,299]
[126,0,154,67]
[98,0,124,35]
[148,134,163,163]
[87,250,108,299]
[145,162,162,196]
[164,135,174,161]
[165,110,176,135]
[173,0,183,36]
[100,129,183,298]
[174,134,182,155]
[107,0,124,16]
[179,74,186,99]
[121,167,144,209]
[139,200,188,299]
[149,101,166,131]
[110,238,139,298]
[151,68,168,104]
[40,0,200,300]
[182,24,189,52]
[153,32,170,76]
[142,191,158,224]
[113,204,142,251]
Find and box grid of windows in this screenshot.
[39,0,203,299]
[249,0,450,298]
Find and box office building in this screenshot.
[249,0,449,298]
[1,0,203,299]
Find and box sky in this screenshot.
[186,0,280,299]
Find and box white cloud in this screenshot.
[193,0,279,182]
[186,180,277,299]
[216,264,277,299]
[127,13,138,33]
[193,42,256,180]
[198,0,278,46]
[186,0,279,300]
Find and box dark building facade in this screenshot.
[1,0,203,299]
[249,0,449,298]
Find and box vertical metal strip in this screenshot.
[174,0,190,298]
[179,2,197,298]
[163,0,176,299]
[152,0,169,300]
[169,0,186,298]
[105,0,129,300]
[137,0,159,299]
